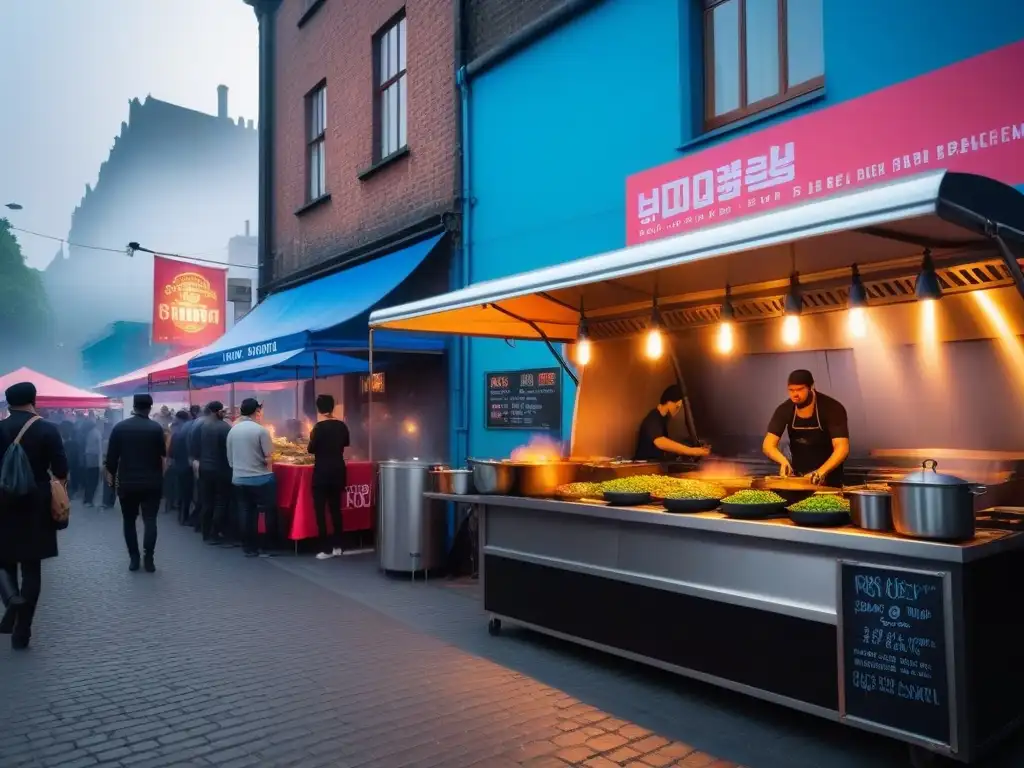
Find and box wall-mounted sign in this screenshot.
[626,39,1024,246]
[485,368,561,431]
[361,372,386,395]
[838,562,953,748]
[152,256,226,347]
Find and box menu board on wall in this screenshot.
[839,562,951,746]
[485,368,561,431]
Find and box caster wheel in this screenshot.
[488,618,502,636]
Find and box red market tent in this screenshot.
[94,350,196,396]
[0,367,112,409]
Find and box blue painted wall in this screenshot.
[460,0,1024,459]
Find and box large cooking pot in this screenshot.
[430,468,474,495]
[468,459,516,495]
[513,461,579,497]
[846,488,893,531]
[889,459,987,541]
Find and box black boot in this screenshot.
[143,554,155,573]
[11,601,35,650]
[0,570,25,635]
[128,555,140,572]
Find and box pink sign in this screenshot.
[626,40,1024,246]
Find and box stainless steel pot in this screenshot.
[889,459,987,541]
[430,469,474,495]
[513,461,579,497]
[847,489,893,531]
[469,459,516,495]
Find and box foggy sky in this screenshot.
[0,0,259,270]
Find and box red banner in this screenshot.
[152,256,227,348]
[626,40,1024,246]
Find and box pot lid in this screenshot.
[895,459,970,486]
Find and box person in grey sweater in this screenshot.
[226,399,277,557]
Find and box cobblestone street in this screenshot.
[2,503,1023,768]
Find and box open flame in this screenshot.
[267,424,277,440]
[509,435,563,463]
[686,460,750,480]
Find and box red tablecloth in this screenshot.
[271,461,375,540]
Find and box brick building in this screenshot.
[244,0,461,292]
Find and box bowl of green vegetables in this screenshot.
[657,479,727,513]
[599,476,657,506]
[787,494,851,527]
[719,489,787,519]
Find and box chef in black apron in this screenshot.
[762,369,850,486]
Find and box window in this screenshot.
[306,83,327,201]
[703,0,824,130]
[375,12,407,161]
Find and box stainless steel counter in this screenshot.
[425,492,1021,565]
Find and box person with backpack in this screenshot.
[0,381,69,650]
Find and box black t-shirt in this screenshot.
[634,408,669,461]
[105,415,166,492]
[766,392,849,441]
[308,418,350,485]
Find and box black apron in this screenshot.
[788,402,844,487]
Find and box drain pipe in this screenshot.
[456,64,473,468]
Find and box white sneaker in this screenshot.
[332,547,344,557]
[315,551,336,560]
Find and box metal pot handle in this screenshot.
[923,459,938,472]
[970,484,988,496]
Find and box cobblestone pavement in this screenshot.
[3,504,1024,768]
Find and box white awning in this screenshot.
[369,171,1024,342]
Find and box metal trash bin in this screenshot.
[378,460,447,574]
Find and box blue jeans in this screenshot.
[233,478,277,553]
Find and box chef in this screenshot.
[634,384,711,461]
[762,369,850,486]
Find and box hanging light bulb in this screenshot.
[645,302,664,360]
[915,249,943,302]
[782,272,802,346]
[716,284,735,355]
[847,263,869,338]
[575,309,591,366]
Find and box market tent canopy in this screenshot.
[369,171,1024,342]
[190,349,368,387]
[0,367,112,409]
[189,234,447,376]
[94,349,197,396]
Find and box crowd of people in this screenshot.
[0,380,351,651]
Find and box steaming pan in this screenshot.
[511,461,579,497]
[468,459,516,495]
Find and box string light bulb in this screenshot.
[782,272,803,346]
[575,307,591,366]
[716,284,735,355]
[645,302,664,360]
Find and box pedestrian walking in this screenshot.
[226,399,277,557]
[308,394,350,560]
[189,404,208,532]
[168,410,193,525]
[0,382,69,650]
[62,419,80,497]
[81,418,103,507]
[100,418,116,509]
[197,401,233,546]
[105,395,166,572]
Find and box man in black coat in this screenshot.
[197,401,233,545]
[0,381,68,650]
[106,394,166,572]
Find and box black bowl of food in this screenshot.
[661,497,721,514]
[787,495,852,527]
[603,491,652,506]
[719,490,788,519]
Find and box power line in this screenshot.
[7,224,257,270]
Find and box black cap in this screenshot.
[4,382,36,407]
[659,384,684,405]
[787,369,814,387]
[206,401,224,415]
[133,394,154,410]
[239,398,262,417]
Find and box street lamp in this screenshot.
[4,203,23,211]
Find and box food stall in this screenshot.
[368,171,1024,764]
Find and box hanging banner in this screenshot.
[152,256,227,348]
[626,40,1024,246]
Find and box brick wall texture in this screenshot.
[272,0,457,279]
[465,0,566,60]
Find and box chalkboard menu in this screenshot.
[485,368,561,431]
[839,562,951,746]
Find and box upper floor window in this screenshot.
[375,12,408,161]
[307,82,327,201]
[703,0,824,130]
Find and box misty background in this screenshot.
[0,0,260,384]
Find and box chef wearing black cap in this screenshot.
[633,384,711,462]
[762,369,850,487]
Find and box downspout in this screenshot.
[456,65,473,467]
[255,3,277,299]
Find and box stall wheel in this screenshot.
[488,618,502,636]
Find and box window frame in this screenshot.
[702,0,824,131]
[305,80,328,203]
[372,10,408,164]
